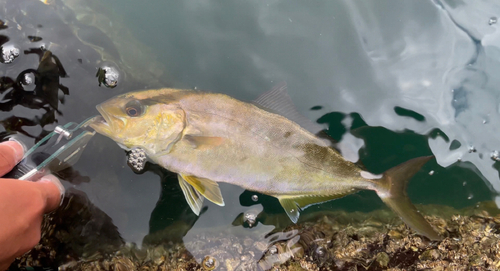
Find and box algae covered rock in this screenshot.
[14,201,500,271]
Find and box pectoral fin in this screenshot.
[184,135,225,150]
[178,175,204,215]
[277,193,354,223]
[180,174,225,206]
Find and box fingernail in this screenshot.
[39,174,65,205]
[3,139,26,163]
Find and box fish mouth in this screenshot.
[88,105,113,136]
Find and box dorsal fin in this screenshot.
[254,83,361,161]
[253,82,326,135]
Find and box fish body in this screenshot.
[160,92,365,194]
[89,85,441,240]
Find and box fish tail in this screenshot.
[373,156,441,240]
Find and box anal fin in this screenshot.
[180,174,225,206]
[277,192,355,223]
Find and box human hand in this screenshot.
[0,140,65,271]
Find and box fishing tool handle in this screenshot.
[3,117,96,181]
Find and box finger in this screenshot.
[33,174,65,213]
[0,140,25,176]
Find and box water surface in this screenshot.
[1,0,500,267]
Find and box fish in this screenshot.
[88,83,441,240]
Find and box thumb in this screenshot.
[0,140,25,176]
[33,174,65,213]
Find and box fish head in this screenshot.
[89,89,186,154]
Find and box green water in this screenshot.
[1,0,499,267]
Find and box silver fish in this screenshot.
[89,84,441,240]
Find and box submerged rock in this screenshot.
[10,188,123,270]
[12,201,500,270]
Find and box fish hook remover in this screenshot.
[3,117,96,181]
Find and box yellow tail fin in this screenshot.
[374,156,441,240]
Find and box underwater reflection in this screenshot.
[141,163,201,245]
[0,48,68,141]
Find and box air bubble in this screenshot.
[96,65,119,88]
[491,150,500,161]
[1,45,20,64]
[251,195,258,202]
[428,170,434,176]
[202,256,216,270]
[315,246,326,257]
[244,210,258,227]
[18,71,36,91]
[489,16,498,25]
[268,245,278,255]
[468,194,473,200]
[468,146,476,153]
[22,73,34,85]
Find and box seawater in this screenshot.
[1,0,499,268]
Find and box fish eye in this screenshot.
[124,100,144,117]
